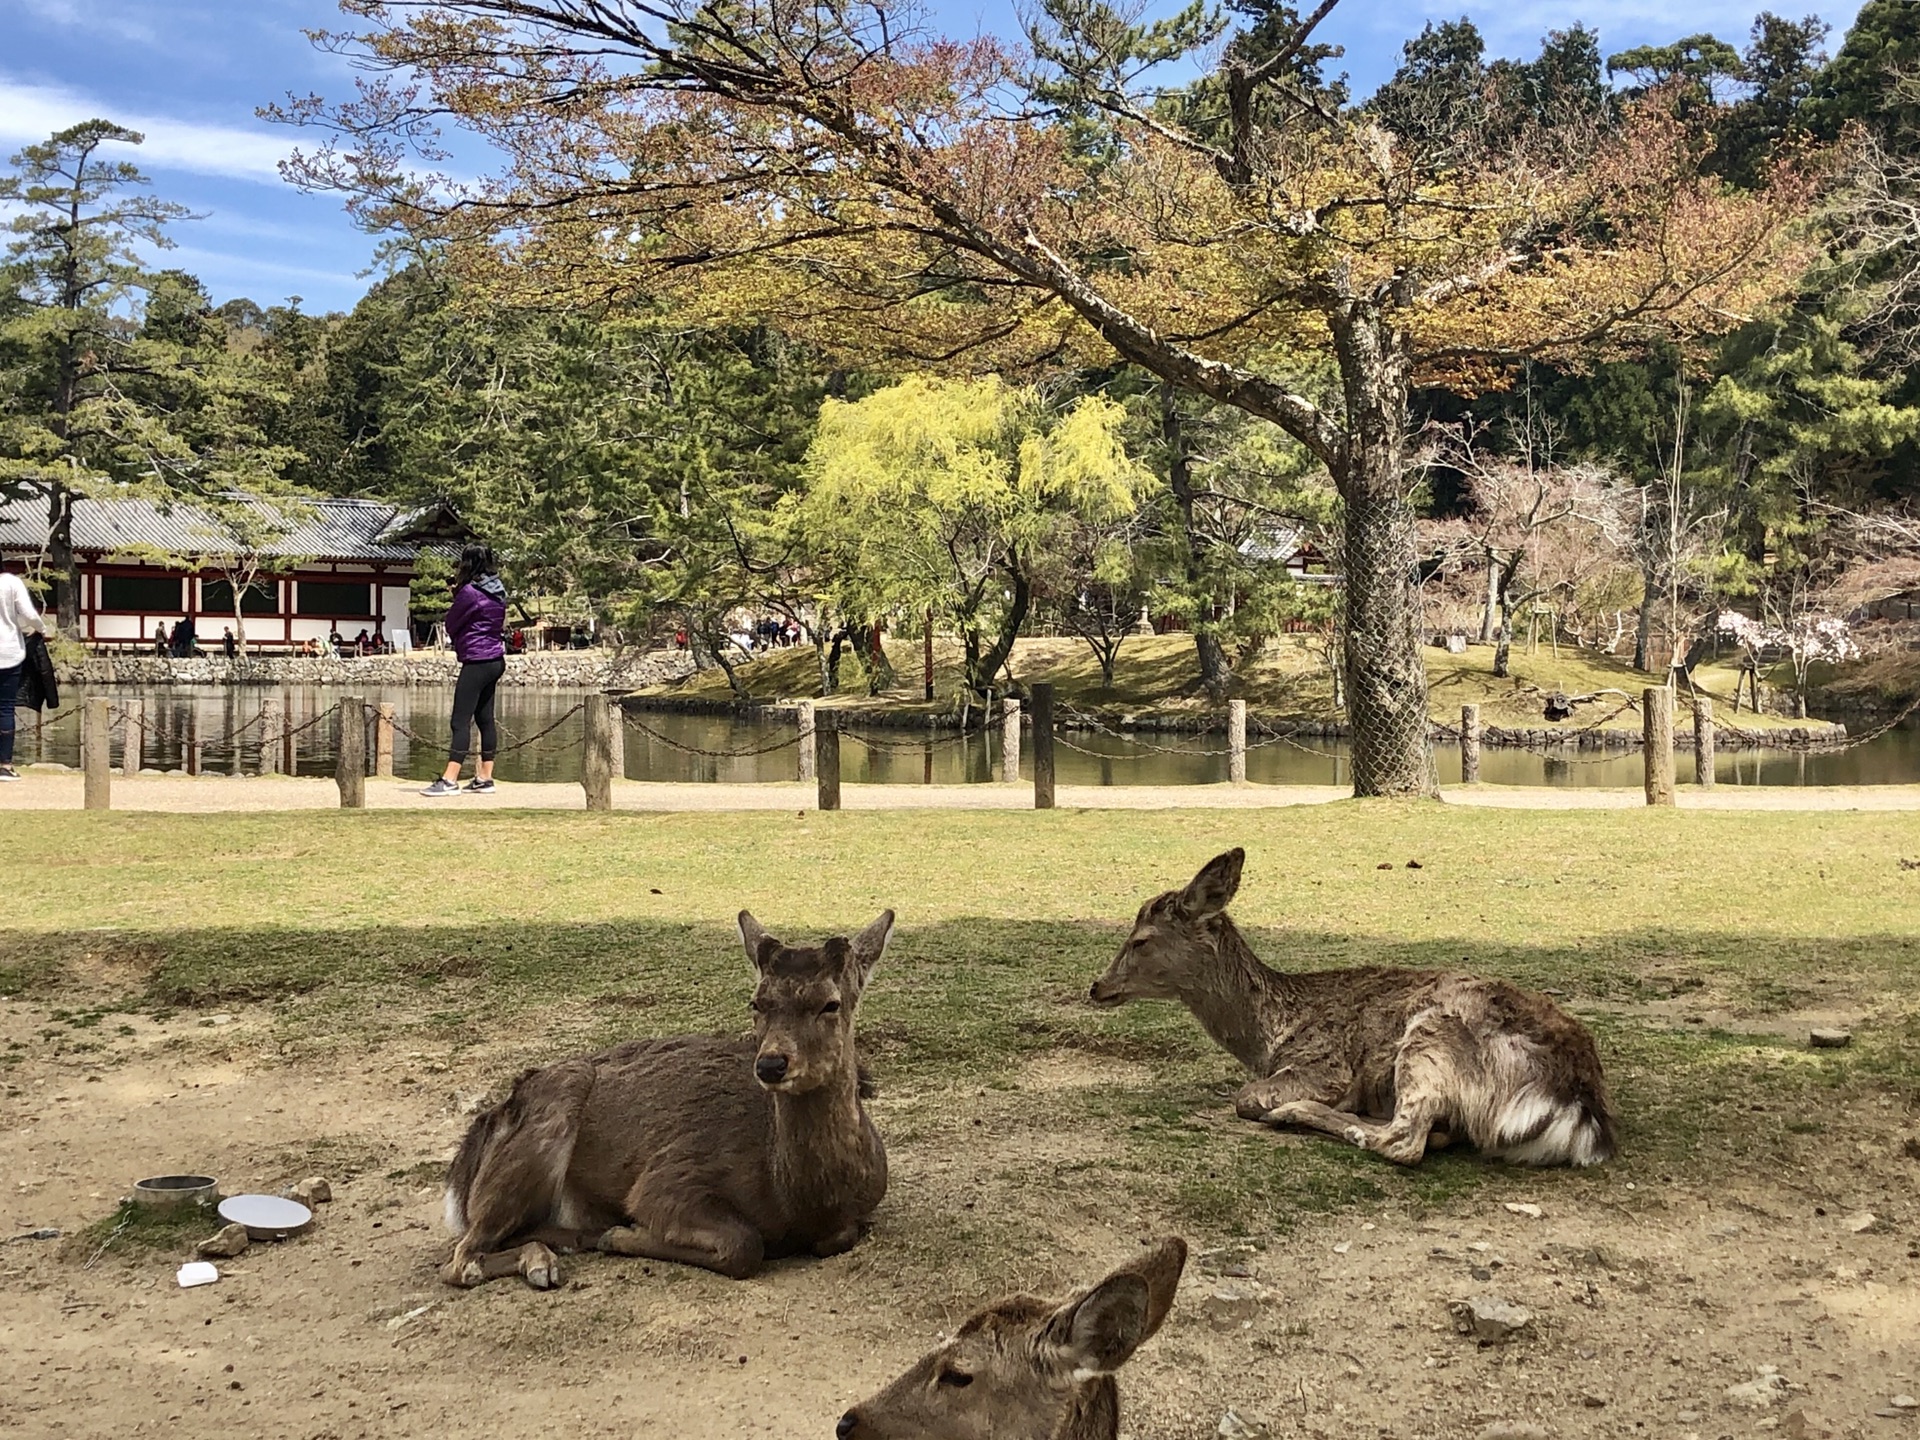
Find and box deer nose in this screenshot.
[755,1053,790,1085]
[836,1412,860,1439]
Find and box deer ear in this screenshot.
[1179,849,1244,919]
[849,909,895,986]
[738,911,780,972]
[1043,1272,1153,1379]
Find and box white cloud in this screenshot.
[12,0,161,46]
[0,77,292,183]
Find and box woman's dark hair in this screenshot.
[453,543,497,590]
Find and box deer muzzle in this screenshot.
[754,1052,791,1086]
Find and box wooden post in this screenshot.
[120,698,144,775]
[374,702,396,779]
[795,699,816,783]
[1461,704,1481,785]
[1031,682,1055,810]
[1228,699,1247,784]
[259,697,282,776]
[1000,697,1022,784]
[185,705,202,778]
[83,697,111,811]
[582,696,615,811]
[1643,686,1675,807]
[816,709,841,811]
[1693,696,1715,790]
[335,695,367,808]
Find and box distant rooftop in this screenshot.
[0,493,466,564]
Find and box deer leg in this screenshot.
[1234,1064,1349,1121]
[441,1063,593,1289]
[811,1222,865,1258]
[598,1205,766,1281]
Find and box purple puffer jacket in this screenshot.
[446,574,508,662]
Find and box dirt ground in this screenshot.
[4,995,1916,1440]
[5,771,1920,812]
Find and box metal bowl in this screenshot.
[132,1175,218,1211]
[217,1193,313,1240]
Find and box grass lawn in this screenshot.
[5,804,1914,1237]
[647,633,1821,733]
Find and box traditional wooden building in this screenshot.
[0,494,468,651]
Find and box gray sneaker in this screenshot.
[463,778,495,794]
[0,766,19,782]
[420,777,461,797]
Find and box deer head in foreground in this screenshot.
[740,908,883,1092]
[1088,848,1245,1008]
[837,1237,1186,1440]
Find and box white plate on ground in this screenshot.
[218,1193,313,1239]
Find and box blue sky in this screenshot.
[0,0,1869,317]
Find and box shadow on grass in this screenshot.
[4,918,1913,1234]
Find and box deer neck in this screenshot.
[1177,919,1290,1074]
[768,1053,873,1197]
[1055,1378,1120,1440]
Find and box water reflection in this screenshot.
[16,685,1919,787]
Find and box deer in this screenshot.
[1089,849,1617,1168]
[836,1237,1186,1440]
[439,909,894,1290]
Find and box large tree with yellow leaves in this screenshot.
[283,0,1818,794]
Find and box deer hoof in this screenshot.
[1343,1125,1369,1148]
[523,1258,559,1290]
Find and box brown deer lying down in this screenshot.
[1090,850,1617,1168]
[440,910,894,1289]
[837,1237,1186,1440]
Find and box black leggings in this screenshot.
[448,658,506,763]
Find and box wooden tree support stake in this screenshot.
[335,695,367,808]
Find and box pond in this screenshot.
[18,685,1920,787]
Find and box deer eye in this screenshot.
[936,1367,973,1388]
[820,1000,841,1015]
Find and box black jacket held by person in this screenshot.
[17,631,58,712]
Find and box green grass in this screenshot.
[644,633,1823,732]
[5,806,1916,1238]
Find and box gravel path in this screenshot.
[5,769,1919,812]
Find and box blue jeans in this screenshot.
[0,661,21,766]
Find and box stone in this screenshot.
[1783,1409,1835,1440]
[1217,1410,1272,1439]
[1449,1296,1534,1342]
[1503,1202,1542,1218]
[1901,1137,1920,1161]
[1726,1369,1790,1407]
[1476,1424,1550,1440]
[284,1176,332,1206]
[384,1301,437,1332]
[1808,1028,1852,1049]
[1581,1395,1607,1409]
[1890,1396,1919,1411]
[1843,1212,1880,1234]
[1676,1412,1704,1425]
[195,1223,250,1259]
[1202,1286,1264,1329]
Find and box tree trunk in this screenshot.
[47,481,79,632]
[970,568,1031,699]
[1632,555,1657,673]
[1480,549,1500,644]
[1160,383,1231,698]
[1330,302,1436,798]
[1493,608,1514,678]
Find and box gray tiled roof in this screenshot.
[0,493,456,563]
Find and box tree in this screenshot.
[790,375,1151,698]
[0,121,193,628]
[286,0,1817,795]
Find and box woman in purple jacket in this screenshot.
[422,544,509,797]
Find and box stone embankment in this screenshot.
[59,649,696,690]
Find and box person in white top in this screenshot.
[0,564,47,781]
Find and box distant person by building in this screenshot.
[0,562,47,782]
[353,627,370,656]
[421,543,507,798]
[223,627,236,658]
[171,616,196,657]
[154,622,169,656]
